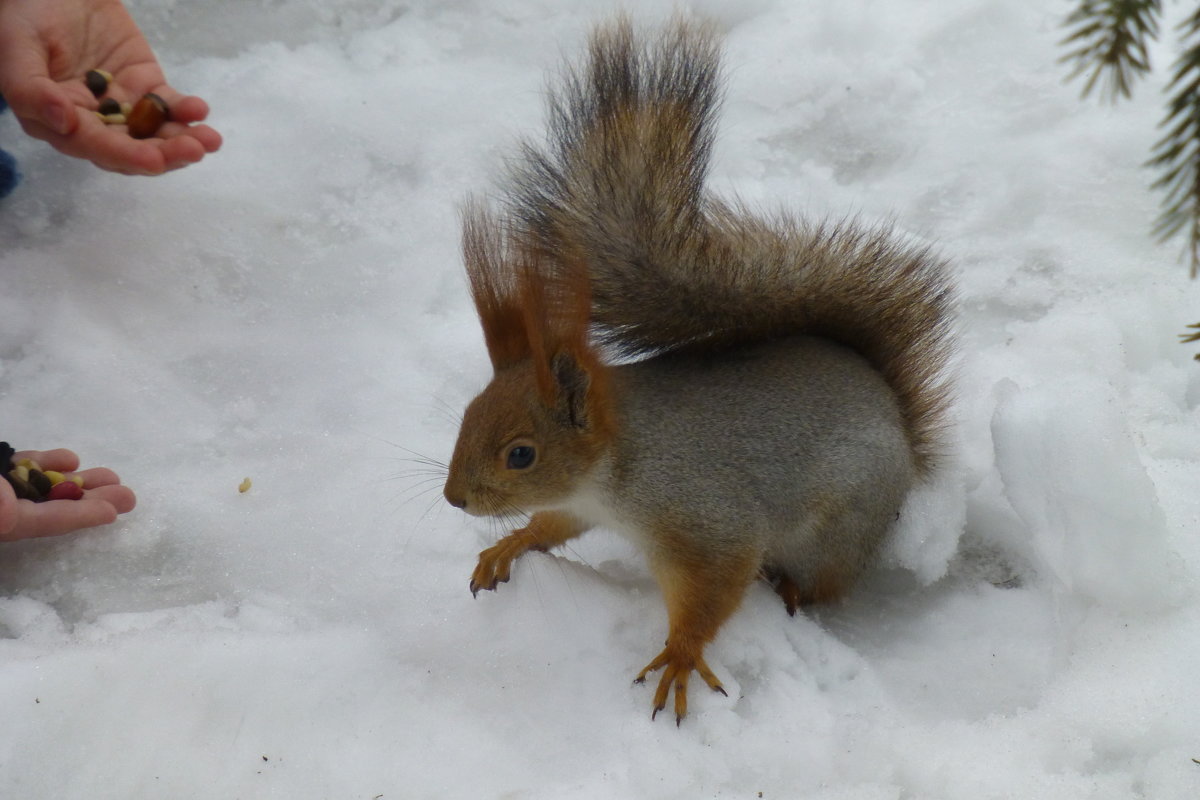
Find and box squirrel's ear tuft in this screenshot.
[550,351,593,428]
[463,199,611,433]
[461,199,531,371]
[519,247,606,425]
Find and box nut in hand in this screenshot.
[46,482,84,502]
[85,69,112,98]
[2,447,87,503]
[126,93,170,139]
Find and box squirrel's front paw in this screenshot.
[469,529,542,596]
[634,642,726,725]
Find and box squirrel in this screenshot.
[443,16,954,724]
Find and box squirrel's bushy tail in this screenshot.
[502,16,954,475]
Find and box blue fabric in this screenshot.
[0,93,19,198]
[0,148,18,198]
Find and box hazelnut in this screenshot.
[126,93,170,139]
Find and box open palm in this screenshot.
[0,448,136,541]
[0,0,221,175]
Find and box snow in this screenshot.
[2,0,1198,797]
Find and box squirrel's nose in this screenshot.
[444,489,467,510]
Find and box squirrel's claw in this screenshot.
[635,644,725,724]
[469,574,507,597]
[468,515,590,597]
[774,573,802,617]
[469,530,537,597]
[761,567,804,617]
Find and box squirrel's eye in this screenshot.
[506,444,536,470]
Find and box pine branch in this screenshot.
[1181,322,1200,359]
[1060,0,1161,102]
[1059,2,1197,348]
[1147,9,1200,278]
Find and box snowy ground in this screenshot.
[1,0,1198,797]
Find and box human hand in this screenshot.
[0,0,221,175]
[0,448,136,541]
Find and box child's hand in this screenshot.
[0,448,136,541]
[0,0,221,175]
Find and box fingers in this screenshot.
[153,118,223,164]
[18,111,219,175]
[18,79,77,136]
[3,451,138,541]
[2,497,120,541]
[0,42,79,137]
[0,485,136,542]
[15,448,81,472]
[100,80,222,149]
[158,93,210,125]
[73,466,120,488]
[19,113,161,174]
[12,455,138,512]
[82,482,137,515]
[10,70,222,175]
[171,119,223,156]
[0,481,16,538]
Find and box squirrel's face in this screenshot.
[444,358,610,517]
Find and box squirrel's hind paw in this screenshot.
[773,573,803,617]
[635,645,726,725]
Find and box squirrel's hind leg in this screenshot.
[760,566,803,617]
[761,565,852,616]
[762,488,896,614]
[636,534,760,724]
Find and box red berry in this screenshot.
[46,481,84,501]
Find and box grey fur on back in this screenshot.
[600,335,914,585]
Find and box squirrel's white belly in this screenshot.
[553,462,657,547]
